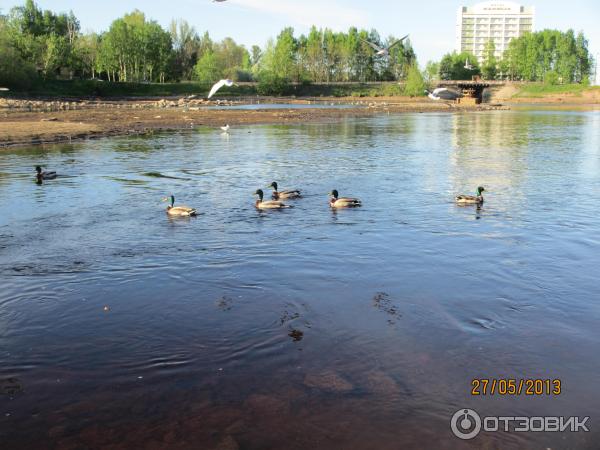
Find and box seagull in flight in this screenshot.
[0,88,9,91]
[360,34,409,56]
[425,88,463,101]
[464,58,474,70]
[207,79,235,99]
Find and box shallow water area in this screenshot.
[1,110,599,449]
[206,102,363,110]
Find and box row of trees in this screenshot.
[1,0,417,88]
[0,1,594,89]
[431,29,593,83]
[258,26,416,83]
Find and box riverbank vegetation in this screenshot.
[433,29,594,83]
[512,83,600,98]
[0,0,419,93]
[0,1,593,98]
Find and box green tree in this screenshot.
[439,51,480,80]
[481,40,497,80]
[403,64,425,96]
[502,29,593,83]
[194,51,220,83]
[424,60,440,83]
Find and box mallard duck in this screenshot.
[254,189,291,209]
[455,186,485,204]
[329,189,362,208]
[35,166,57,181]
[162,195,197,216]
[268,181,301,200]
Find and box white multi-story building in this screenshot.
[456,1,535,62]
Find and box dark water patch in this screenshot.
[0,377,24,396]
[215,296,233,311]
[105,176,149,185]
[372,292,401,325]
[142,171,190,180]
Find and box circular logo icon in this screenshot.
[451,408,482,440]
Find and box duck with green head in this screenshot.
[455,186,485,205]
[268,181,301,200]
[162,195,197,216]
[329,189,362,208]
[35,166,57,182]
[254,189,291,209]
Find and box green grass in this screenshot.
[514,83,600,98]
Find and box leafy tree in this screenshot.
[481,40,497,80]
[439,51,480,80]
[424,60,440,83]
[403,64,426,96]
[194,51,220,83]
[169,19,200,80]
[0,16,36,87]
[502,29,593,83]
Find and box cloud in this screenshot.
[229,0,369,30]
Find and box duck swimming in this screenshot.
[35,166,57,182]
[455,186,485,205]
[254,189,291,209]
[162,195,197,216]
[268,182,301,200]
[329,189,362,208]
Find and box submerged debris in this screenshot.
[288,329,304,342]
[216,296,233,311]
[0,377,24,396]
[372,292,401,324]
[303,371,353,393]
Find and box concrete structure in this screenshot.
[456,1,534,61]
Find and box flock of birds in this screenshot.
[35,166,485,217]
[28,3,486,217]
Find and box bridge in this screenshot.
[437,79,507,104]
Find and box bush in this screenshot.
[544,71,559,85]
[403,64,426,97]
[256,72,291,96]
[0,34,38,89]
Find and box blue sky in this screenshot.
[2,0,599,67]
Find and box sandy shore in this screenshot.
[0,97,506,148]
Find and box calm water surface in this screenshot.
[206,102,361,110]
[1,111,599,449]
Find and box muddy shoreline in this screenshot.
[1,96,507,148]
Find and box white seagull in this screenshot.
[360,34,409,56]
[0,88,9,91]
[207,79,235,99]
[425,88,463,101]
[220,124,230,132]
[464,58,474,70]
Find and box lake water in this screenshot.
[1,111,599,449]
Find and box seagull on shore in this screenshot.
[208,79,235,99]
[360,34,409,57]
[425,88,463,101]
